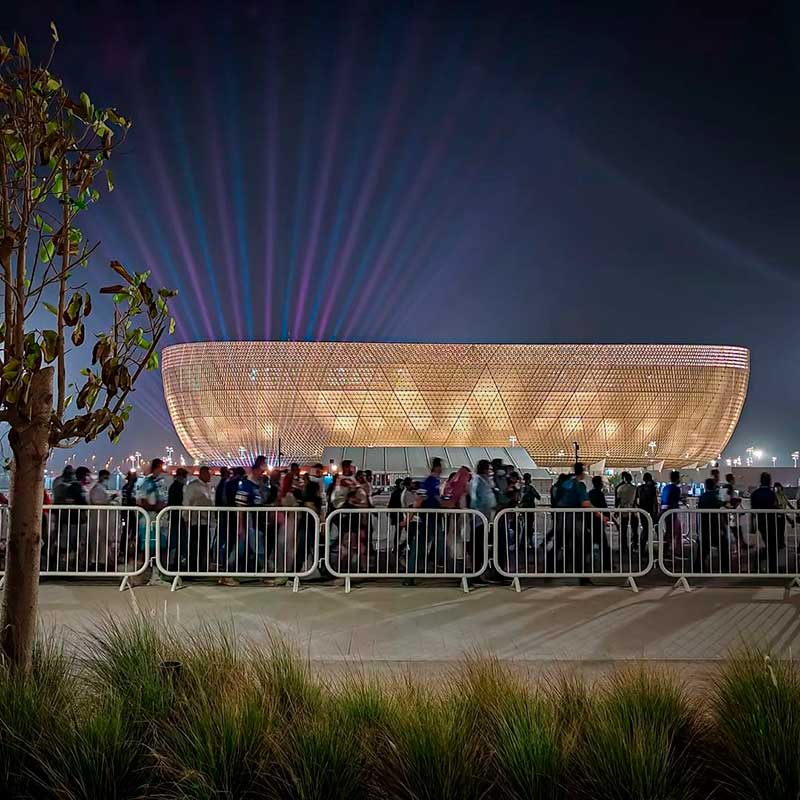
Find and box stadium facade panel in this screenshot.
[162,342,749,467]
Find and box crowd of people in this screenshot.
[10,455,798,582]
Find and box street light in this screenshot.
[792,451,799,469]
[772,456,777,468]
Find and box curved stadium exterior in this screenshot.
[162,342,749,468]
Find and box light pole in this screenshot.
[772,456,777,469]
[792,451,799,469]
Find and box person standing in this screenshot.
[88,469,117,571]
[64,467,91,570]
[299,464,324,572]
[121,470,138,507]
[549,463,593,584]
[184,466,214,571]
[751,472,781,573]
[519,474,541,509]
[468,459,496,586]
[661,470,683,555]
[635,472,659,554]
[52,465,75,505]
[588,475,614,568]
[167,469,189,570]
[692,477,729,573]
[615,472,640,553]
[214,467,231,507]
[139,459,167,514]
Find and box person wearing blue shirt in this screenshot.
[549,463,595,584]
[405,458,444,585]
[420,459,442,509]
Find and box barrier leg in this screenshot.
[147,559,163,586]
[344,576,351,594]
[170,575,183,592]
[292,576,300,593]
[625,576,639,593]
[0,576,4,591]
[461,576,470,593]
[119,575,130,593]
[788,576,800,591]
[511,576,521,593]
[673,576,692,592]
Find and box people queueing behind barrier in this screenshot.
[24,455,800,586]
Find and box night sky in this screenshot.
[5,0,799,467]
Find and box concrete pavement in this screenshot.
[33,576,800,679]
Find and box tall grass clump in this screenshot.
[249,634,322,719]
[453,657,571,799]
[712,649,800,799]
[575,668,705,800]
[0,635,75,798]
[277,707,365,800]
[33,698,147,800]
[86,614,175,723]
[377,684,484,800]
[155,683,275,799]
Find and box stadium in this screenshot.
[162,342,749,469]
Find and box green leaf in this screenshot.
[83,292,92,317]
[39,239,55,264]
[64,292,83,326]
[43,301,59,315]
[105,169,114,192]
[50,21,59,43]
[168,317,176,335]
[79,91,92,118]
[46,77,61,91]
[41,331,58,363]
[112,292,128,304]
[145,351,159,371]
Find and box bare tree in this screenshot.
[0,26,175,672]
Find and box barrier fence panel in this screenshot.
[493,507,656,592]
[324,508,489,592]
[658,508,800,590]
[0,505,151,591]
[154,506,321,592]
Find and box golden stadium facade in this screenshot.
[162,342,749,468]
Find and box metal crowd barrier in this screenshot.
[0,505,150,591]
[153,506,321,592]
[659,508,800,590]
[493,507,655,592]
[324,508,490,592]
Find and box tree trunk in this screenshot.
[0,367,53,673]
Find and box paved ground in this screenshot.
[33,575,800,682]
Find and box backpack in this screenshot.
[555,477,584,508]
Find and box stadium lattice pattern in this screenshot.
[162,342,749,467]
